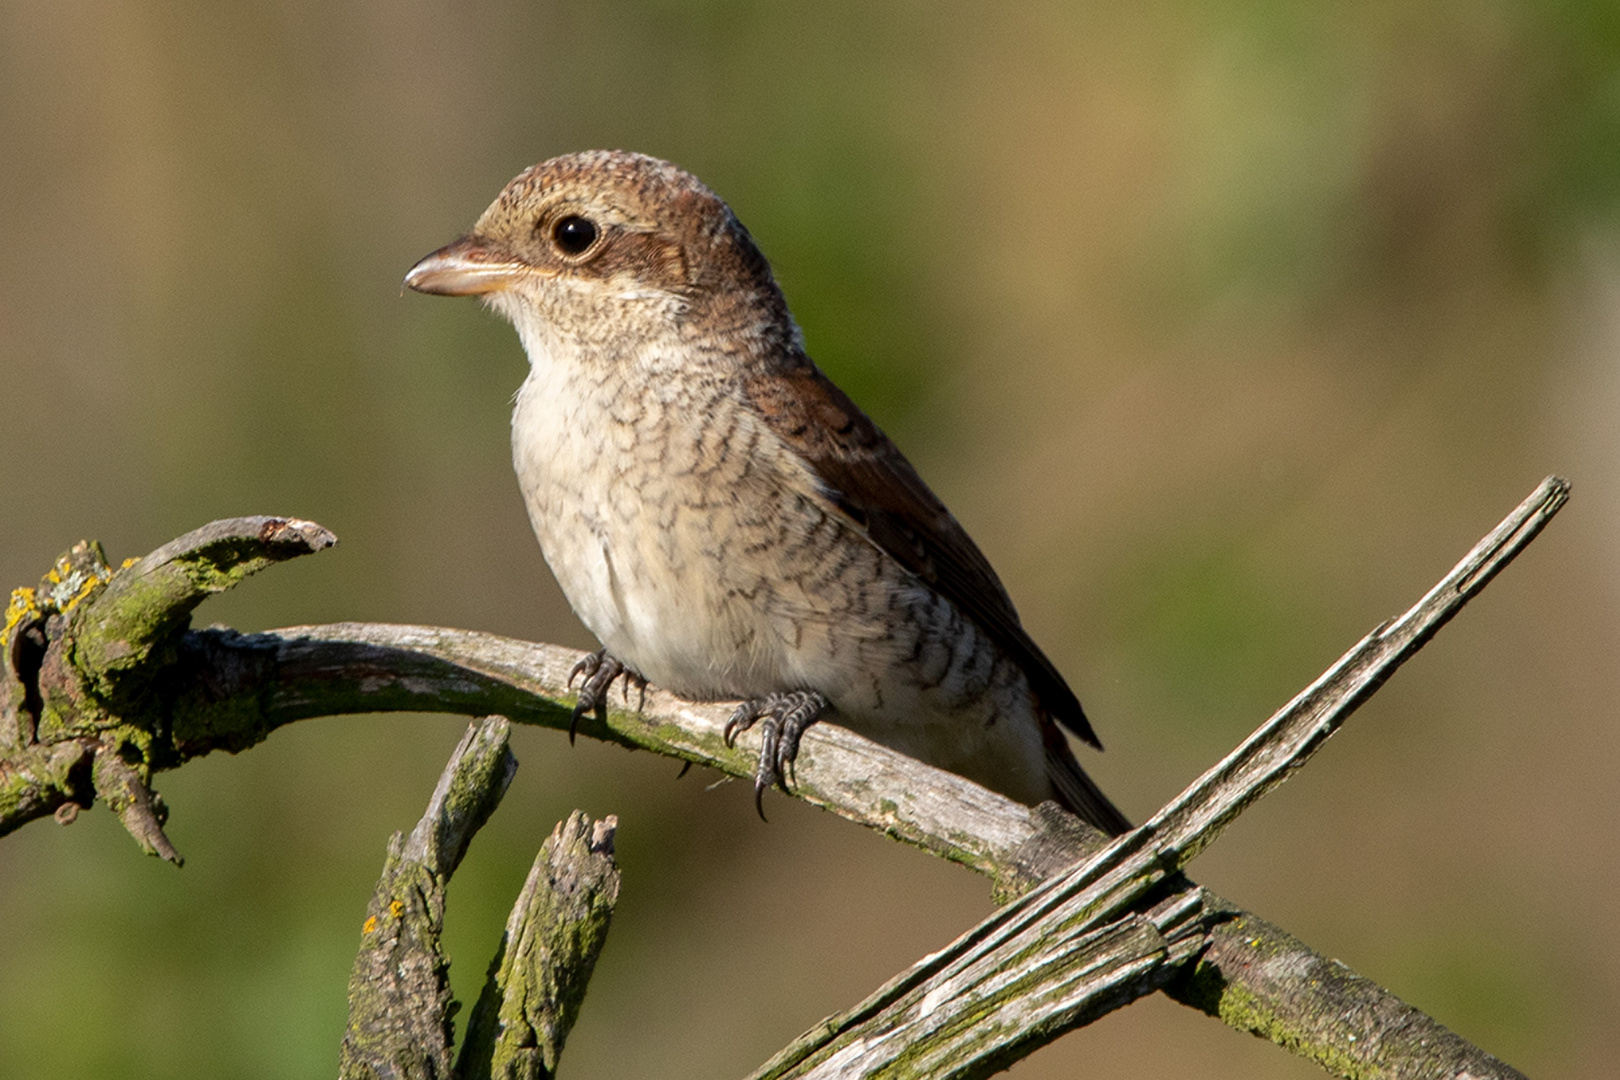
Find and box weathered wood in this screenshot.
[1145,472,1569,871]
[1170,906,1525,1080]
[340,717,517,1080]
[243,621,1063,894]
[456,811,622,1080]
[74,516,336,707]
[750,884,1210,1080]
[0,516,336,857]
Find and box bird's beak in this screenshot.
[404,235,529,296]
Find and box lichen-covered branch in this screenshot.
[0,517,335,861]
[340,716,517,1080]
[337,717,619,1080]
[1169,907,1522,1080]
[456,811,622,1080]
[0,479,1569,1079]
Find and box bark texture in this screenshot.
[340,717,517,1080]
[457,811,622,1080]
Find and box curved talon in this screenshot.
[751,717,783,820]
[568,651,598,690]
[625,671,649,713]
[757,716,781,781]
[722,690,831,819]
[775,696,821,782]
[568,649,640,744]
[725,700,764,748]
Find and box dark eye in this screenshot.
[552,215,598,256]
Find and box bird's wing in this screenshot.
[740,358,1102,750]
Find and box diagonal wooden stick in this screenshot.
[744,476,1567,1079]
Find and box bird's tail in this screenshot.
[1042,721,1132,836]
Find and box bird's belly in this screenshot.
[539,514,785,700]
[534,473,1052,801]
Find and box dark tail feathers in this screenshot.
[1044,730,1132,836]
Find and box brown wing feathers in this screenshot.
[744,362,1103,750]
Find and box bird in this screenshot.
[404,150,1131,834]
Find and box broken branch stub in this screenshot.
[341,717,517,1080]
[73,516,336,707]
[456,811,622,1080]
[0,516,336,860]
[339,717,621,1080]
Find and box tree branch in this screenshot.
[1,517,334,861]
[336,716,622,1080]
[0,479,1569,1078]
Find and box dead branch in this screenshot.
[341,716,517,1079]
[0,479,1568,1077]
[336,715,620,1080]
[456,810,622,1080]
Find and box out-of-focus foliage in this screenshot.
[2,2,1618,1078]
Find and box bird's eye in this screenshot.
[551,215,598,256]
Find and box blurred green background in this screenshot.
[2,2,1618,1076]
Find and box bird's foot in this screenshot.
[567,649,646,742]
[723,690,831,819]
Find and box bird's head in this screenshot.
[405,150,792,360]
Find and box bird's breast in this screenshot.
[510,347,798,697]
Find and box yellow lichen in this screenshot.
[389,899,405,919]
[3,587,40,641]
[363,915,379,934]
[4,546,126,644]
[31,552,120,616]
[63,573,107,611]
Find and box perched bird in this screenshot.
[405,151,1130,834]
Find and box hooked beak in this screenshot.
[404,235,529,296]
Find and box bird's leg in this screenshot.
[567,649,644,742]
[723,690,831,818]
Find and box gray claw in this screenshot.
[568,653,594,689]
[569,649,641,743]
[725,699,765,747]
[722,690,830,819]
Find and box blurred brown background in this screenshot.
[2,2,1617,1077]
